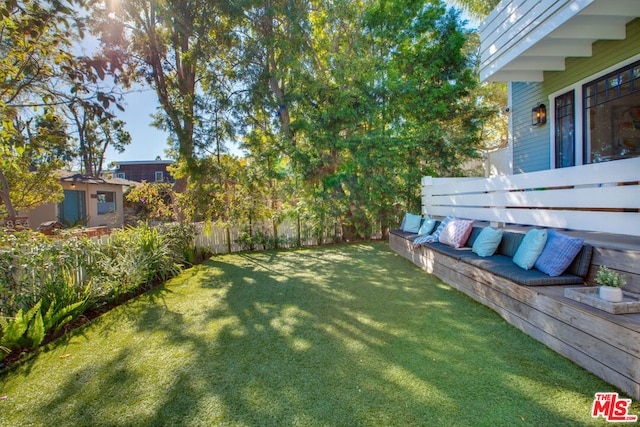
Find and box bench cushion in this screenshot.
[390,229,420,241]
[392,224,592,286]
[464,226,485,248]
[497,232,525,257]
[565,243,593,277]
[427,242,478,261]
[464,255,585,286]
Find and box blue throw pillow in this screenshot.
[513,229,548,270]
[402,213,422,234]
[413,215,454,246]
[418,216,436,236]
[472,227,503,257]
[534,230,584,277]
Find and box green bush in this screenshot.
[0,222,200,360]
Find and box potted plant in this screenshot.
[595,266,626,303]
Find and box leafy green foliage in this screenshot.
[125,181,174,222]
[86,0,498,240]
[0,223,199,359]
[595,266,627,288]
[0,301,43,354]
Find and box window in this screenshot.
[555,91,575,168]
[583,60,640,163]
[155,171,164,182]
[97,191,116,215]
[117,172,125,179]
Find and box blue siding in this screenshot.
[512,82,550,173]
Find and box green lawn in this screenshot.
[0,242,636,426]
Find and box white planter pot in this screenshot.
[599,286,623,303]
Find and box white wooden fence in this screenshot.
[194,218,363,254]
[422,157,640,236]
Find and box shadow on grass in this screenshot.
[7,242,624,425]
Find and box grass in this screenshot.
[0,242,637,426]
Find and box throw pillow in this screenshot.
[412,215,454,246]
[534,230,584,277]
[402,213,422,234]
[471,227,503,257]
[418,216,437,236]
[512,229,548,270]
[439,218,474,248]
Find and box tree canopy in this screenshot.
[2,0,503,240]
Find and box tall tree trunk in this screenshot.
[0,168,18,218]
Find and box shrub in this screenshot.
[0,222,201,360]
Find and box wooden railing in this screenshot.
[422,157,640,237]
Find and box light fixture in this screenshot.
[532,103,546,126]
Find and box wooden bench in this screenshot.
[390,228,640,400]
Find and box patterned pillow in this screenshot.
[513,229,547,270]
[534,230,584,277]
[471,227,503,257]
[418,216,437,236]
[402,213,422,233]
[412,215,454,246]
[439,218,475,248]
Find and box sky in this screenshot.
[104,88,170,164]
[101,1,477,165]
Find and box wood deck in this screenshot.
[389,232,640,401]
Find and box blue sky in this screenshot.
[103,1,476,164]
[105,88,169,163]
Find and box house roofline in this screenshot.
[480,0,640,82]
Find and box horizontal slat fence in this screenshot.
[422,157,640,236]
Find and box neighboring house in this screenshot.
[26,172,137,230]
[111,158,175,183]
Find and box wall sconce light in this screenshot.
[532,103,547,126]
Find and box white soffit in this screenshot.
[480,0,640,83]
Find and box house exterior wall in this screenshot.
[511,19,640,173]
[82,182,124,228]
[511,82,550,173]
[543,18,640,94]
[26,203,57,230]
[115,163,174,183]
[26,182,125,230]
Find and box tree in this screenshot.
[0,112,70,217]
[447,0,501,21]
[66,103,131,176]
[89,0,239,188]
[0,0,82,218]
[57,57,131,177]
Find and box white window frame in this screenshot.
[155,171,164,182]
[548,53,640,169]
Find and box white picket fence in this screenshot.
[194,218,379,254]
[422,157,640,236]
